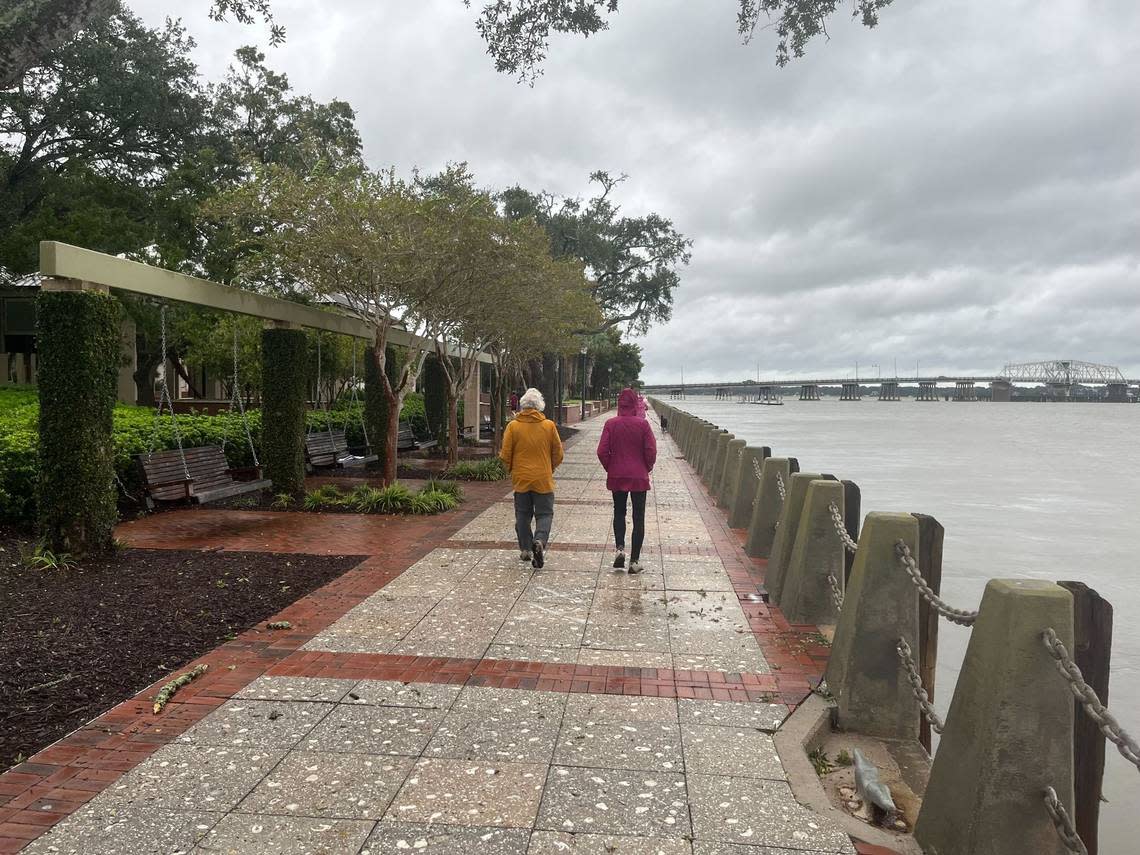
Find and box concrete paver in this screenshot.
[12,412,851,854]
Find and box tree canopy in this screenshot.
[502,171,691,335]
[466,0,894,81]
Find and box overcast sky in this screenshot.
[131,0,1140,384]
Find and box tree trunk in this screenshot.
[133,351,161,407]
[446,391,459,465]
[384,386,399,484]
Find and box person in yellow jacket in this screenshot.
[499,387,564,569]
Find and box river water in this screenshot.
[667,395,1137,850]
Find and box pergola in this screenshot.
[36,241,490,554]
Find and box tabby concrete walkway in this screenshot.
[4,413,848,854]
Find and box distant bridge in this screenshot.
[643,360,1136,402]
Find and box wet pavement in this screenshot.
[14,413,852,854]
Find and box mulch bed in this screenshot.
[0,530,364,772]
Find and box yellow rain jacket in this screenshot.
[500,409,564,494]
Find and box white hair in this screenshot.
[519,388,545,412]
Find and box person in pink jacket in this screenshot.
[597,387,658,573]
[636,393,648,419]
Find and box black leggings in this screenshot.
[612,490,647,561]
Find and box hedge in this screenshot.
[0,387,428,527]
[36,290,121,555]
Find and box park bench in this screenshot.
[304,429,378,470]
[138,446,271,507]
[397,421,438,453]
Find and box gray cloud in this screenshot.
[131,0,1140,382]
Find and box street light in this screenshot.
[580,345,588,422]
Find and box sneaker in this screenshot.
[531,540,545,569]
[628,561,643,575]
[520,550,531,562]
[613,551,626,569]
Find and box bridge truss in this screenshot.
[999,360,1125,385]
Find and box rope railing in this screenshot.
[895,542,978,627]
[1043,787,1088,855]
[1042,628,1140,771]
[828,501,859,554]
[896,637,944,734]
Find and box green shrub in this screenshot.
[0,383,429,527]
[444,458,507,481]
[371,482,414,514]
[271,492,295,510]
[415,488,459,514]
[424,479,463,501]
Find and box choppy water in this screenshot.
[668,395,1138,849]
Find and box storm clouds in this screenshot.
[131,0,1140,382]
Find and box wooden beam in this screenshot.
[39,242,492,363]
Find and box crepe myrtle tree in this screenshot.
[209,164,439,484]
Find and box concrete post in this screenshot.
[679,421,697,462]
[718,438,747,507]
[729,446,771,528]
[699,429,726,480]
[745,457,798,558]
[915,579,1075,855]
[824,512,920,740]
[779,480,846,625]
[766,472,824,605]
[707,432,733,490]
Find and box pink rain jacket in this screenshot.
[636,394,648,418]
[597,389,657,492]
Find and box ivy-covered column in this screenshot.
[37,280,121,556]
[261,325,308,496]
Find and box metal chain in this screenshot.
[752,456,763,481]
[828,501,858,553]
[1043,787,1088,855]
[775,471,786,502]
[827,573,844,610]
[147,306,190,480]
[1042,628,1140,770]
[895,542,978,626]
[896,637,944,733]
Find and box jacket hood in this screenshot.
[617,388,639,416]
[516,409,546,423]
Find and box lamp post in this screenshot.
[580,345,588,422]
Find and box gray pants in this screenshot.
[514,491,554,551]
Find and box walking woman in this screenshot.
[500,388,564,569]
[597,387,657,573]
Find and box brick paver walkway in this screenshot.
[3,413,845,854]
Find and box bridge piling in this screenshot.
[840,381,862,401]
[953,380,977,401]
[799,383,820,401]
[879,380,900,401]
[916,381,939,401]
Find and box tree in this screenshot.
[209,165,439,484]
[466,0,893,82]
[0,0,281,89]
[501,171,691,335]
[0,4,212,274]
[586,328,642,398]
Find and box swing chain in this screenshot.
[147,306,190,481]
